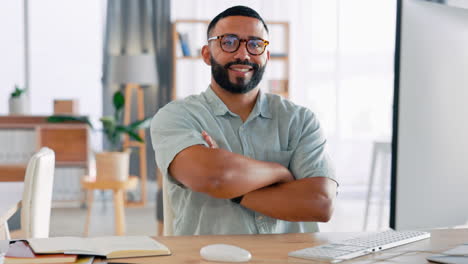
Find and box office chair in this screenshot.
[162,171,174,236]
[20,147,55,238]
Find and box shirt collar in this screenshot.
[247,90,273,120]
[204,86,272,119]
[204,86,233,116]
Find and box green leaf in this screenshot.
[113,91,125,123]
[113,91,125,111]
[100,117,121,149]
[11,86,25,98]
[100,116,115,124]
[128,117,152,130]
[115,125,144,143]
[127,130,144,142]
[47,115,94,129]
[100,117,116,134]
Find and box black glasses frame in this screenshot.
[207,34,270,56]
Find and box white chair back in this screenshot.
[162,173,174,236]
[21,147,55,238]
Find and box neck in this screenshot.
[210,81,259,122]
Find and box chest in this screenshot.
[205,115,296,167]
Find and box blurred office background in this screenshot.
[0,0,396,235]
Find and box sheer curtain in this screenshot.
[172,0,396,230]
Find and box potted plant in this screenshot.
[47,90,151,182]
[9,85,30,115]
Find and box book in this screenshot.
[73,256,95,264]
[4,241,78,264]
[270,53,288,57]
[268,79,289,96]
[178,32,191,56]
[27,236,171,259]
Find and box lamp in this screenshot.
[107,54,158,206]
[107,54,158,85]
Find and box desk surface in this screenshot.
[107,228,467,264]
[0,182,23,224]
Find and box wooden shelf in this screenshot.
[0,116,86,126]
[0,165,27,182]
[56,161,88,167]
[270,56,289,61]
[0,115,89,184]
[176,56,203,60]
[39,126,89,164]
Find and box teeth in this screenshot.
[231,68,250,72]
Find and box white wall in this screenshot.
[395,0,468,229]
[0,1,24,110]
[29,1,103,118]
[0,1,104,130]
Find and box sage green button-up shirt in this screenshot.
[151,87,337,235]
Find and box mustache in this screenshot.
[224,59,259,71]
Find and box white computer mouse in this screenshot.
[200,243,252,262]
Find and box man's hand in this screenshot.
[202,131,219,149]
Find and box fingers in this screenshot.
[202,131,214,148]
[202,131,219,149]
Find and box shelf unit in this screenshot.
[172,19,290,100]
[0,116,89,205]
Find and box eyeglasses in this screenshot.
[207,34,269,55]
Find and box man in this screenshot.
[151,5,338,235]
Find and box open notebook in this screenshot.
[27,236,171,259]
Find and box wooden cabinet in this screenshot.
[0,116,89,204]
[172,19,290,100]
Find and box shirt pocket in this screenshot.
[265,150,293,168]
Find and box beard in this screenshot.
[210,56,266,94]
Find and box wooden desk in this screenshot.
[107,228,468,264]
[0,182,23,240]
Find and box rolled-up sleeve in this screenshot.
[289,109,338,185]
[150,103,208,177]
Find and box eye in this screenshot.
[221,35,238,48]
[248,40,264,50]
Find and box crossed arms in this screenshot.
[168,131,337,222]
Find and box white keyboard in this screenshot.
[288,230,430,263]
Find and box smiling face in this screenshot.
[202,16,270,94]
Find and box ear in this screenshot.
[202,45,211,66]
[266,50,271,61]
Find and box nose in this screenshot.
[233,41,251,61]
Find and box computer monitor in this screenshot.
[391,0,468,230]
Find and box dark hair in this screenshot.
[207,5,269,39]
